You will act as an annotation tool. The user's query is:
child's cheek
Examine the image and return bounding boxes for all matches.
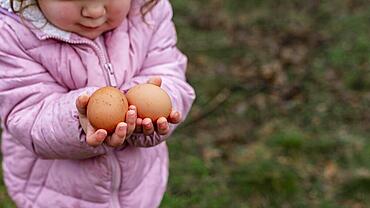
[39,1,80,28]
[108,0,131,24]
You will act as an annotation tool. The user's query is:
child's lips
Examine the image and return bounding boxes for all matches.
[79,21,106,30]
[79,24,102,30]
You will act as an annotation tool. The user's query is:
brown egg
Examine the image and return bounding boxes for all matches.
[126,83,172,121]
[87,87,128,133]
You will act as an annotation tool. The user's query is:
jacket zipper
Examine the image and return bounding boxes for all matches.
[43,35,121,208]
[42,35,117,87]
[104,63,118,87]
[107,150,121,208]
[97,38,120,208]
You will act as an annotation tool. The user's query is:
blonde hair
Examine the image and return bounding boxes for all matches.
[9,0,160,17]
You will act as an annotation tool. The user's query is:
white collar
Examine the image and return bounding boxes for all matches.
[0,0,71,39]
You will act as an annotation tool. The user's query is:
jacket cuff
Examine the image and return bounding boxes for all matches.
[125,132,166,147]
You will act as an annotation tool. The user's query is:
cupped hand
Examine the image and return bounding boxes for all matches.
[133,77,182,136]
[134,110,181,135]
[75,94,137,147]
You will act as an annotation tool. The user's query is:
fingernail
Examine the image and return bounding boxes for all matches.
[119,123,127,131]
[81,93,89,99]
[97,131,106,139]
[159,122,166,129]
[129,105,136,111]
[128,110,135,116]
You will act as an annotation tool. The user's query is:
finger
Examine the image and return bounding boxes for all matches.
[168,111,182,124]
[134,118,143,133]
[142,118,154,135]
[126,108,137,136]
[106,122,127,147]
[156,117,170,135]
[76,94,90,115]
[128,105,136,111]
[79,115,89,134]
[147,76,162,87]
[86,129,107,147]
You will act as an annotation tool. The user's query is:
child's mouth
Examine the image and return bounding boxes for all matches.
[79,23,104,30]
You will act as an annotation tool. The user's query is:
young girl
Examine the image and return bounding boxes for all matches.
[0,0,195,207]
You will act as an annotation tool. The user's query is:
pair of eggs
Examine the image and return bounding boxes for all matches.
[86,84,172,133]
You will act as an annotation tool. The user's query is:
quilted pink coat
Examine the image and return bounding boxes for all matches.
[0,0,195,207]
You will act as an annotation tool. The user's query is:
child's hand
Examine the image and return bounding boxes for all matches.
[76,94,137,147]
[134,110,181,135]
[133,77,182,136]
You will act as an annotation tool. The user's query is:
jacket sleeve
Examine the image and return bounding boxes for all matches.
[120,0,196,147]
[0,21,106,159]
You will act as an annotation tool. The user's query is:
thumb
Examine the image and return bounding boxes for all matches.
[76,93,90,115]
[147,76,162,87]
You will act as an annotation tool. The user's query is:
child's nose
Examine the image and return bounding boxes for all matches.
[81,4,106,19]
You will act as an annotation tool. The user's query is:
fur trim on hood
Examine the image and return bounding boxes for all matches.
[0,0,71,39]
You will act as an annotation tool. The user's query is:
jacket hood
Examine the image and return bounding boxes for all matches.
[0,0,71,40]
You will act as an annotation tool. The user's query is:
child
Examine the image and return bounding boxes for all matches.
[0,0,195,207]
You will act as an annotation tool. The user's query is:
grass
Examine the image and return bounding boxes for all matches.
[163,0,370,207]
[1,0,370,207]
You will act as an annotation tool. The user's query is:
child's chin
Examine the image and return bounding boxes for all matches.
[74,28,105,39]
[79,32,103,40]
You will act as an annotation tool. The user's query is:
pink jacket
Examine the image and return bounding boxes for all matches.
[0,0,195,207]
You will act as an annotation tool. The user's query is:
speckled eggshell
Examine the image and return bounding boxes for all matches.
[87,87,128,133]
[126,83,172,122]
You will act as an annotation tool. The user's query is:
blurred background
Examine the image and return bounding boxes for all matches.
[1,0,370,207]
